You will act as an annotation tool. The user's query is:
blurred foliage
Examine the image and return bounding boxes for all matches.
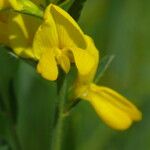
[68,0,87,21]
[0,0,150,150]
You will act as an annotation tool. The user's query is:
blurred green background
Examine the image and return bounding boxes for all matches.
[0,0,150,150]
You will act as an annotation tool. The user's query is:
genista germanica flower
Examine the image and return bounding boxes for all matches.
[0,1,142,130]
[0,3,96,81]
[73,37,142,130]
[0,0,41,57]
[32,4,96,80]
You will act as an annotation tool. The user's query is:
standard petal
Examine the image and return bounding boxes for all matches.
[77,35,99,83]
[88,92,133,130]
[37,51,58,80]
[8,12,41,58]
[85,35,99,65]
[70,48,95,76]
[33,12,58,59]
[45,4,86,49]
[90,85,142,121]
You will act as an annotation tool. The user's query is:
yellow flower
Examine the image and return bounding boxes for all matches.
[1,3,96,81]
[73,42,142,131]
[8,13,41,57]
[32,4,97,80]
[76,83,142,130]
[0,3,97,81]
[0,0,43,55]
[0,7,41,57]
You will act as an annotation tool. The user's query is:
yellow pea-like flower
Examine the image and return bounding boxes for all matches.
[0,13,41,58]
[33,4,97,80]
[73,40,142,130]
[0,0,41,57]
[0,3,97,81]
[10,15,41,58]
[74,72,142,130]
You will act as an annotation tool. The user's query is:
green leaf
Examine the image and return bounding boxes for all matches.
[68,0,87,21]
[94,55,115,84]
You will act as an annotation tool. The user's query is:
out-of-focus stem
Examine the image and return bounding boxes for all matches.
[50,79,67,150]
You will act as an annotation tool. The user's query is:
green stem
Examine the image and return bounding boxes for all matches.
[64,99,80,116]
[51,107,64,150]
[50,79,67,150]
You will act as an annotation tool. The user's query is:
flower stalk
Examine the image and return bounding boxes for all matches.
[51,78,67,150]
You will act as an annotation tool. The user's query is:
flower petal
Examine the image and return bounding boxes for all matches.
[79,84,142,130]
[90,85,142,121]
[85,35,99,64]
[77,35,99,83]
[8,13,41,58]
[45,4,86,49]
[70,48,95,75]
[37,51,58,80]
[33,11,58,59]
[88,91,133,130]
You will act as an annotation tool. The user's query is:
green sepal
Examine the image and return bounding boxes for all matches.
[94,55,115,84]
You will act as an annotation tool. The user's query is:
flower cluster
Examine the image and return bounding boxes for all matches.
[0,0,142,130]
